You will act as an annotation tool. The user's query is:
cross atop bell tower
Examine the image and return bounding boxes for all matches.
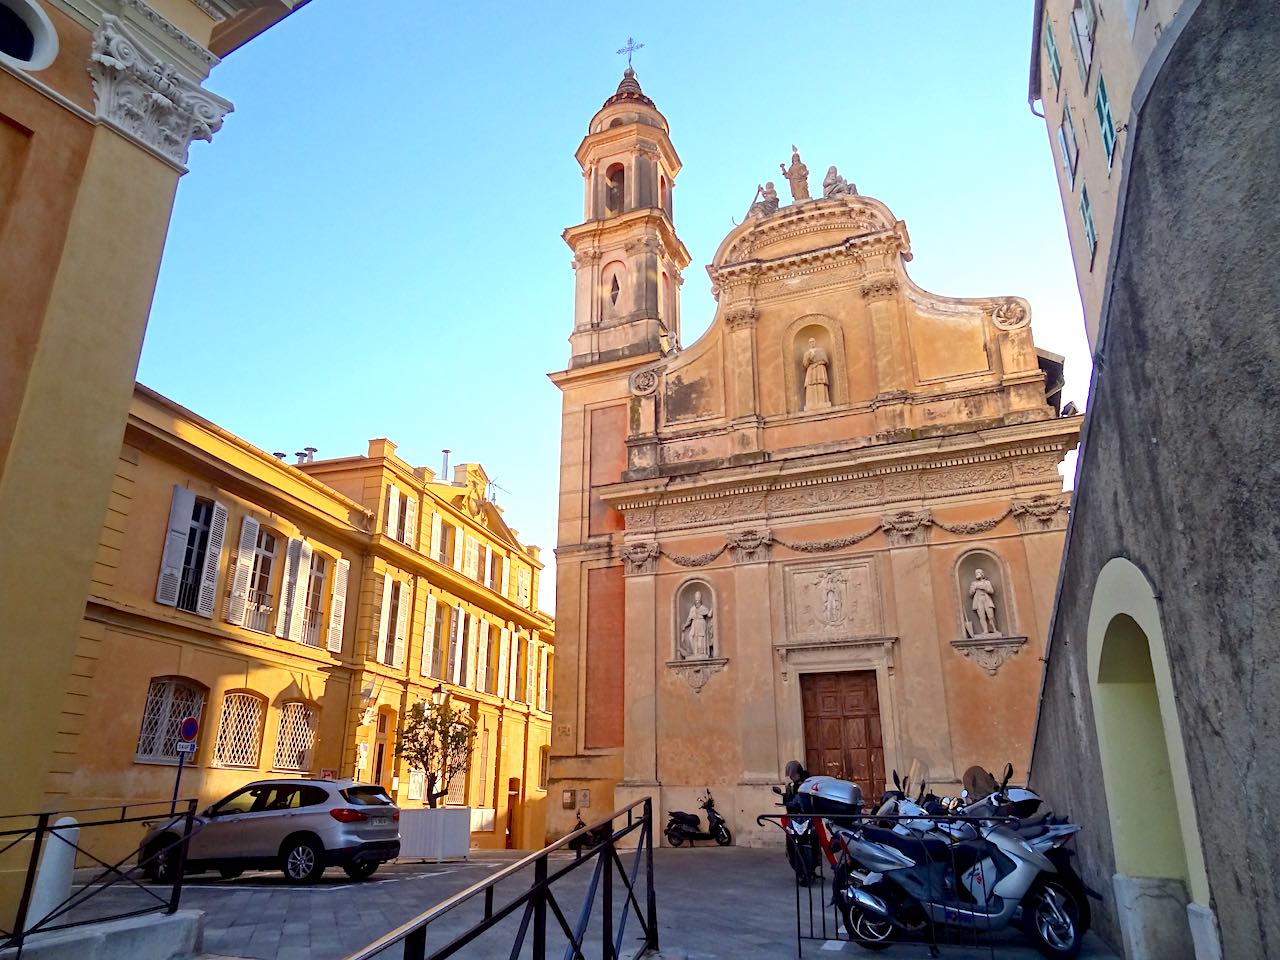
[562,67,690,369]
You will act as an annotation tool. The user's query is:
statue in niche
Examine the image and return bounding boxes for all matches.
[823,165,857,198]
[780,146,810,201]
[968,568,1000,637]
[748,181,780,218]
[802,337,832,410]
[679,589,715,659]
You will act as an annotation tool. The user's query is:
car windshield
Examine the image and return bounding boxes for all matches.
[341,786,393,806]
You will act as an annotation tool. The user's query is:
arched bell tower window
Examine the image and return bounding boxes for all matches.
[660,176,670,216]
[605,163,626,217]
[610,275,621,306]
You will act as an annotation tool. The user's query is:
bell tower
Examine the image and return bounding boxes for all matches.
[563,68,690,368]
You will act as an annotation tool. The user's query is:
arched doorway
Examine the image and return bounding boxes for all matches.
[1087,558,1213,958]
[372,706,397,793]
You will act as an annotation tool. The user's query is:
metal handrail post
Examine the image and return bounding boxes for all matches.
[12,814,49,948]
[602,827,614,960]
[532,852,548,960]
[403,926,426,960]
[643,798,658,954]
[167,801,195,914]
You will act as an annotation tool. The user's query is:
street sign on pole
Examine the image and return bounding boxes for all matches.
[172,716,200,812]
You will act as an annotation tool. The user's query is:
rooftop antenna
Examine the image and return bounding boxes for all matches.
[616,36,644,68]
[441,448,451,477]
[488,480,511,505]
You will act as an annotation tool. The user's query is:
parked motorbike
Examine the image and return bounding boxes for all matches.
[833,765,1089,959]
[567,809,612,852]
[665,790,732,847]
[772,785,820,884]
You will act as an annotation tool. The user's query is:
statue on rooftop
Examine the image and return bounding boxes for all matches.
[748,181,780,218]
[823,165,857,198]
[780,146,811,202]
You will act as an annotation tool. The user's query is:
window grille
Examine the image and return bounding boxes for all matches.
[446,767,467,805]
[135,678,206,762]
[273,701,317,771]
[214,693,265,767]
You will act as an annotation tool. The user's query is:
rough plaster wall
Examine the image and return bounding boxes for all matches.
[1030,2,1280,955]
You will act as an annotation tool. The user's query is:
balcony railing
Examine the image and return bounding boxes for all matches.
[301,607,323,647]
[244,590,274,634]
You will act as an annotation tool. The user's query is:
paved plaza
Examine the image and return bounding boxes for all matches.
[89,846,1124,960]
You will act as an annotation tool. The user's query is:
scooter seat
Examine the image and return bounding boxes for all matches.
[860,825,952,864]
[669,811,700,826]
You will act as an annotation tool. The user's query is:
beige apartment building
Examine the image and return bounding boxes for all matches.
[1030,0,1186,346]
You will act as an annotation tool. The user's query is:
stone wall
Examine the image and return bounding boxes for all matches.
[1029,1,1280,955]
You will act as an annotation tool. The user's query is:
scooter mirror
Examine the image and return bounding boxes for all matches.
[772,786,784,796]
[892,770,901,790]
[1002,762,1014,786]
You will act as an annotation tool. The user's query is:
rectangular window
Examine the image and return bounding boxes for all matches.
[1044,15,1062,91]
[273,701,317,771]
[1056,103,1080,188]
[213,692,264,767]
[1079,183,1099,262]
[176,499,213,613]
[517,567,532,608]
[478,727,490,809]
[1094,73,1117,165]
[538,746,550,791]
[446,765,467,805]
[1069,1,1092,85]
[381,581,403,666]
[538,649,550,712]
[244,528,278,633]
[436,523,454,565]
[396,493,409,542]
[488,552,503,592]
[135,678,206,762]
[301,554,328,647]
[429,601,447,679]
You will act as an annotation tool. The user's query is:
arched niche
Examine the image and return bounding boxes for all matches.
[955,549,1012,638]
[673,578,717,661]
[601,260,628,317]
[782,315,846,414]
[604,163,626,217]
[1086,557,1209,907]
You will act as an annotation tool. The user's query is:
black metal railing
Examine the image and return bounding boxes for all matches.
[0,799,197,953]
[758,810,1060,959]
[344,798,658,960]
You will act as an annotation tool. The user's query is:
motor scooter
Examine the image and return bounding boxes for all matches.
[567,809,612,852]
[773,785,820,884]
[665,790,732,847]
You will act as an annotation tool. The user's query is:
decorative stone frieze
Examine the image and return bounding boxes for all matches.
[620,541,660,575]
[951,635,1027,676]
[724,305,759,330]
[89,15,233,168]
[991,298,1031,331]
[861,278,899,300]
[880,510,932,547]
[629,368,660,396]
[1011,493,1070,532]
[666,657,728,694]
[726,529,772,563]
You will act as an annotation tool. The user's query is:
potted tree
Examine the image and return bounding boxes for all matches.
[396,692,477,860]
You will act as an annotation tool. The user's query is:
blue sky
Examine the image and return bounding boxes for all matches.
[140,2,1090,613]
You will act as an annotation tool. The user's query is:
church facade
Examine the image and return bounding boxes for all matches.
[547,69,1082,843]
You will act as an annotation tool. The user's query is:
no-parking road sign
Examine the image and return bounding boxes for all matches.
[179,716,199,742]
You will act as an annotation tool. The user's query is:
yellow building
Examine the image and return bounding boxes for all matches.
[54,384,554,852]
[0,0,306,827]
[1029,0,1186,346]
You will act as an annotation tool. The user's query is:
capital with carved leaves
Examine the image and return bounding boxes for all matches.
[880,510,933,547]
[727,529,773,563]
[620,542,661,576]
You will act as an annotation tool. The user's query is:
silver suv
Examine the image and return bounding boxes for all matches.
[142,778,400,883]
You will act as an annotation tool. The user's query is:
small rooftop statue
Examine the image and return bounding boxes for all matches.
[822,165,857,198]
[747,181,780,218]
[780,145,810,202]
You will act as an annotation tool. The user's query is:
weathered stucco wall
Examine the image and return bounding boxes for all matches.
[1030,2,1280,955]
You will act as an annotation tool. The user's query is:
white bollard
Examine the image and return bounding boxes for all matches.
[26,816,79,938]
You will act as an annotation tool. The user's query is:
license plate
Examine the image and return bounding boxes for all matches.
[369,817,389,827]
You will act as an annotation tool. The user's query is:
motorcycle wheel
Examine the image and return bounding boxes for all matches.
[665,828,685,848]
[713,823,732,846]
[840,905,896,951]
[1024,877,1085,959]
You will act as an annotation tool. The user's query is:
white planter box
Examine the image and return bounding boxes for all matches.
[399,807,471,861]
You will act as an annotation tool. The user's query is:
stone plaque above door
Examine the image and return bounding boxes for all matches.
[784,556,883,643]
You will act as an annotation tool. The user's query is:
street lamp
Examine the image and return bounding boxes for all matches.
[430,687,448,708]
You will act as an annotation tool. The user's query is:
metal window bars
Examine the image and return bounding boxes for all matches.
[342,798,658,960]
[0,799,198,954]
[213,693,264,767]
[273,701,317,771]
[134,679,205,762]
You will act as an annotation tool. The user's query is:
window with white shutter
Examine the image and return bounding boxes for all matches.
[392,580,410,668]
[213,692,265,767]
[135,677,206,763]
[375,573,394,664]
[430,513,443,559]
[224,516,260,627]
[525,638,537,705]
[452,527,464,570]
[273,701,317,771]
[158,487,227,617]
[243,527,278,634]
[407,767,426,801]
[465,616,479,688]
[326,557,350,653]
[301,553,328,647]
[497,627,510,699]
[449,607,466,685]
[404,494,419,548]
[275,538,307,639]
[156,486,195,607]
[476,621,490,693]
[538,648,550,712]
[385,485,401,537]
[482,545,492,587]
[421,594,439,677]
[195,502,228,617]
[517,567,532,608]
[501,556,510,597]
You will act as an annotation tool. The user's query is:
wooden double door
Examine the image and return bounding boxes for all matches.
[801,670,886,802]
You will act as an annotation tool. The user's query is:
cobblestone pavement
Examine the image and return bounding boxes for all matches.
[91,846,1119,959]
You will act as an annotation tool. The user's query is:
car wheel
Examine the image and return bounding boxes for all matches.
[218,867,244,880]
[281,838,325,884]
[143,835,178,883]
[343,861,378,881]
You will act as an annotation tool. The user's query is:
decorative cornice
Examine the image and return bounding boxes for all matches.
[709,229,904,289]
[89,15,233,168]
[117,0,219,77]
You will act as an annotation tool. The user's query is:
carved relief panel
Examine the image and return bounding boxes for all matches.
[784,556,883,643]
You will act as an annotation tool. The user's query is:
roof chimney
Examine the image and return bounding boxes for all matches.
[304,446,317,462]
[441,448,451,477]
[272,452,287,460]
[294,451,308,464]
